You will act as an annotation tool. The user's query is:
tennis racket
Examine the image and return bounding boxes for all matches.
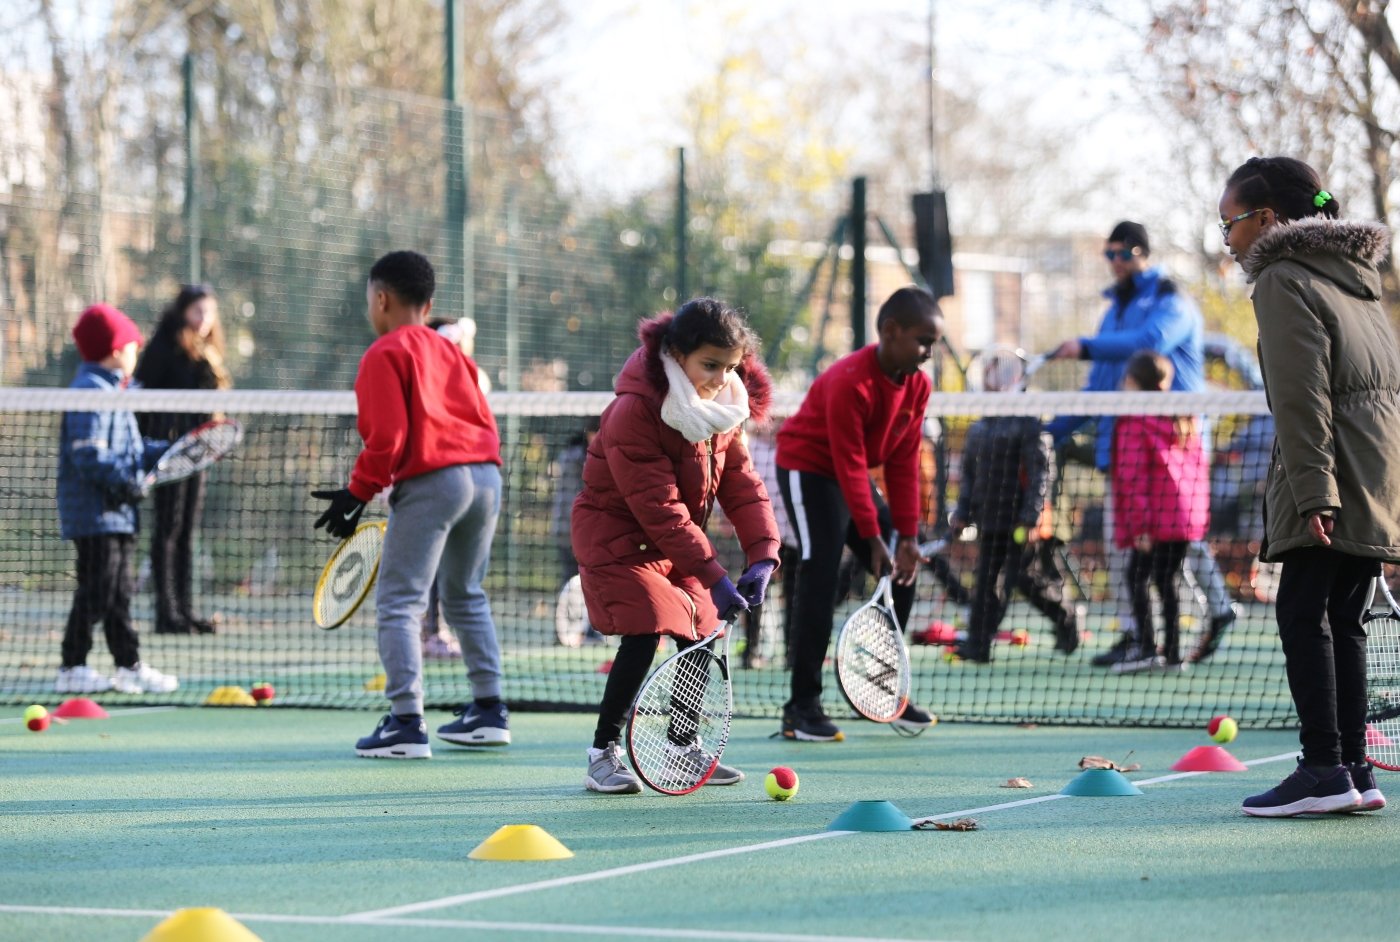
[313,521,387,629]
[141,417,243,493]
[626,617,736,795]
[1364,573,1400,771]
[555,574,589,647]
[835,573,912,724]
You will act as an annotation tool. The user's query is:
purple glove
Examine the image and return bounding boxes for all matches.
[735,560,778,609]
[709,576,750,621]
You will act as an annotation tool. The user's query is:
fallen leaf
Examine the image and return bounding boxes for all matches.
[1078,754,1141,772]
[1001,777,1033,788]
[932,817,979,831]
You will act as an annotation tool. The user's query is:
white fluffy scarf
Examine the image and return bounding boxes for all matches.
[659,351,750,442]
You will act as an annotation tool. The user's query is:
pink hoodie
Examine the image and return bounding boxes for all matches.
[1111,415,1209,548]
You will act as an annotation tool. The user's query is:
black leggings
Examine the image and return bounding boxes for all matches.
[592,634,698,750]
[965,529,1075,659]
[63,534,140,669]
[1274,547,1377,767]
[149,473,206,629]
[776,467,913,707]
[1127,541,1187,661]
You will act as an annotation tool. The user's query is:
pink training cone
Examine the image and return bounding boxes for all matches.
[1366,724,1394,747]
[53,698,109,719]
[1171,745,1248,772]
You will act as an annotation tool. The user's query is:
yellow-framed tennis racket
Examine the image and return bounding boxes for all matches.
[313,521,386,629]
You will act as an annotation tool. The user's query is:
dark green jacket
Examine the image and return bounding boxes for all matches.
[1242,218,1400,562]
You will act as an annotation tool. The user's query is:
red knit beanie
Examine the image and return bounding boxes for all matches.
[72,303,143,363]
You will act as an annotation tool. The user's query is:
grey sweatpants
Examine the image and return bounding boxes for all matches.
[377,463,504,716]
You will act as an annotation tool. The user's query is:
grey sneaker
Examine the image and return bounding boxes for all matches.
[586,741,642,794]
[664,740,745,786]
[1110,650,1164,674]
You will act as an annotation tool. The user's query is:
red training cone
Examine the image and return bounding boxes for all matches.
[1366,724,1394,747]
[53,698,109,719]
[1171,745,1248,772]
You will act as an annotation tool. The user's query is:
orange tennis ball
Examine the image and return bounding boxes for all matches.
[1207,715,1237,744]
[765,766,799,800]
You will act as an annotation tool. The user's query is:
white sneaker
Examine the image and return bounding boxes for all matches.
[55,665,113,694]
[112,663,179,694]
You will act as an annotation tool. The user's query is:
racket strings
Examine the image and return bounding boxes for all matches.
[1366,613,1400,769]
[155,422,242,481]
[313,524,384,628]
[837,605,909,720]
[629,647,730,792]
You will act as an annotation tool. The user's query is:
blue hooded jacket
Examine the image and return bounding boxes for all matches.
[57,363,166,540]
[1046,265,1204,469]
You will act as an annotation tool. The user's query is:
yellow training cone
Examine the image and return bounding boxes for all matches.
[363,673,386,692]
[204,686,257,707]
[140,907,264,942]
[469,824,573,861]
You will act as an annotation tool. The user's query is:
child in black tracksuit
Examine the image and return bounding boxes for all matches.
[950,369,1078,662]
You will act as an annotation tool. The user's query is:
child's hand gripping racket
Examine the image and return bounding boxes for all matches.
[141,417,243,494]
[1364,573,1400,771]
[313,522,387,629]
[626,612,739,795]
[835,545,913,727]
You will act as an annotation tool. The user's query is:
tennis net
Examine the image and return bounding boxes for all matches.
[0,386,1302,728]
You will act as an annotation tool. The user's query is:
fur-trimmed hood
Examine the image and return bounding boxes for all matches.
[614,312,773,423]
[1241,217,1391,299]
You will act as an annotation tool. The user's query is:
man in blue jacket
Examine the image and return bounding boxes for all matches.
[57,304,179,696]
[1047,222,1236,667]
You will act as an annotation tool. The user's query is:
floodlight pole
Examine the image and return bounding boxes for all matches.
[183,52,200,285]
[444,0,473,321]
[850,177,867,351]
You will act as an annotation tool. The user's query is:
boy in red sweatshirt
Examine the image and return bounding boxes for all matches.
[312,251,508,758]
[775,286,942,740]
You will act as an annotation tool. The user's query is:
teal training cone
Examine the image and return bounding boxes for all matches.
[1061,768,1143,797]
[828,800,913,832]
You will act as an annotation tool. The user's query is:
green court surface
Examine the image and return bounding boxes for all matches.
[2,708,1397,942]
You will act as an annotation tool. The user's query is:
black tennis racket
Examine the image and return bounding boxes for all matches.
[1364,573,1400,772]
[835,573,911,724]
[626,617,735,795]
[141,417,243,494]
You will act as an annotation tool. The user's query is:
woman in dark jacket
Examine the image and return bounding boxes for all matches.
[1221,156,1400,816]
[133,285,231,634]
[574,298,780,794]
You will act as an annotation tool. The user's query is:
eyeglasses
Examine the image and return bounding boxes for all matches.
[1219,208,1265,238]
[1103,247,1141,262]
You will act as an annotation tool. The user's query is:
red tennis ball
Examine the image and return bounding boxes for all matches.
[27,715,50,732]
[765,766,799,800]
[250,683,275,704]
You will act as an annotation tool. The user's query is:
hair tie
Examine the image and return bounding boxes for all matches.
[1314,190,1332,208]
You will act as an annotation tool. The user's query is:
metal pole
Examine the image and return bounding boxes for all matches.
[183,52,200,285]
[927,0,938,187]
[675,146,687,303]
[444,0,470,321]
[850,177,867,350]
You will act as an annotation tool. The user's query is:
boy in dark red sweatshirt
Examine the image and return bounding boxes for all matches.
[775,286,942,740]
[312,251,509,758]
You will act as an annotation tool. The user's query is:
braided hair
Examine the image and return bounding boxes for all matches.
[1224,156,1340,222]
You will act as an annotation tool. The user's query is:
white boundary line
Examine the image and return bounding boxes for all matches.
[0,706,176,725]
[345,750,1301,922]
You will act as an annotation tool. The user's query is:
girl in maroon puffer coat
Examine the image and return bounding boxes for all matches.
[574,298,781,794]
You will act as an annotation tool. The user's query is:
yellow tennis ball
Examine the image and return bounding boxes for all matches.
[1208,715,1237,744]
[23,704,47,723]
[765,766,799,800]
[1013,526,1027,545]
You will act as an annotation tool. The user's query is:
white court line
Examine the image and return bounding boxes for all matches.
[0,706,176,725]
[346,749,1301,921]
[0,905,936,942]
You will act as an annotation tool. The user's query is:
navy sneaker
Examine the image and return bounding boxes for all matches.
[356,713,431,759]
[1242,760,1361,817]
[891,701,937,734]
[1344,762,1387,812]
[436,701,511,747]
[780,701,844,742]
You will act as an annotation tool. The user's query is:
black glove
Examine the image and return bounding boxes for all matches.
[312,488,367,539]
[105,479,146,510]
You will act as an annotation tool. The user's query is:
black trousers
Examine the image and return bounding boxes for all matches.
[965,529,1076,660]
[592,633,699,749]
[776,467,913,707]
[63,534,141,669]
[1127,541,1188,661]
[150,473,206,629]
[1275,546,1377,767]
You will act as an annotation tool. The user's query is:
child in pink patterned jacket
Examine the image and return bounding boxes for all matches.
[1111,350,1209,674]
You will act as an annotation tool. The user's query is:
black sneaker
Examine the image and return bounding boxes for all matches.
[1053,617,1080,656]
[1242,760,1361,817]
[436,701,511,747]
[781,701,844,742]
[1345,762,1387,811]
[891,701,937,734]
[1190,606,1237,663]
[356,713,431,759]
[1091,633,1138,667]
